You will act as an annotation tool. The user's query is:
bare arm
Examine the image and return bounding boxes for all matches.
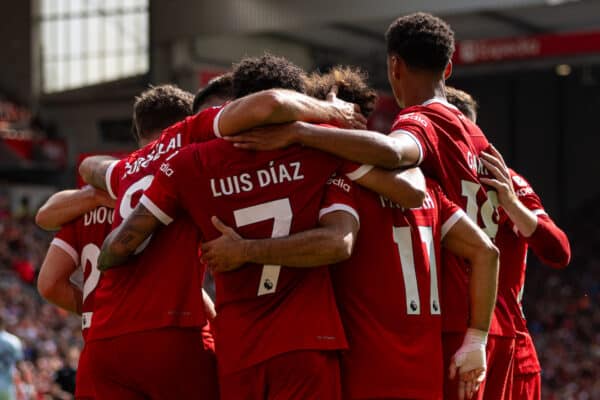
[443,216,499,333]
[217,90,366,137]
[479,147,537,236]
[79,155,118,191]
[226,121,421,169]
[35,186,115,231]
[98,204,161,271]
[201,211,359,273]
[443,215,499,399]
[37,246,82,315]
[354,167,426,209]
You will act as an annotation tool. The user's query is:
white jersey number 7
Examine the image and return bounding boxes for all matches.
[233,198,293,296]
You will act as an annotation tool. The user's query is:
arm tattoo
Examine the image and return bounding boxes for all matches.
[98,204,161,270]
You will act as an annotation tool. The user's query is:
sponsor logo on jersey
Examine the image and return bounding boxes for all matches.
[398,112,429,128]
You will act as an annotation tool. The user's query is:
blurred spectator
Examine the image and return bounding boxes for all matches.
[0,312,23,400]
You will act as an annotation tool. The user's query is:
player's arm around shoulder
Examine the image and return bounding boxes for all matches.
[217,89,366,137]
[38,241,82,315]
[36,186,115,231]
[352,166,426,209]
[479,146,570,267]
[79,155,118,192]
[202,211,359,273]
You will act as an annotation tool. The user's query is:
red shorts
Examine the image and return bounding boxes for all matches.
[443,333,515,400]
[512,373,541,400]
[87,326,218,400]
[220,350,341,400]
[75,343,95,399]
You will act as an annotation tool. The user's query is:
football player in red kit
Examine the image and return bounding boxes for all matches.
[96,56,429,400]
[76,64,374,398]
[210,68,498,400]
[446,87,571,400]
[227,13,501,399]
[35,85,201,399]
[37,196,114,400]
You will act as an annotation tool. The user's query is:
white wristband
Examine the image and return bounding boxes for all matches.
[463,328,488,346]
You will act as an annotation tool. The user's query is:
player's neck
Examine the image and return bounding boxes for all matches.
[138,131,162,147]
[401,75,446,108]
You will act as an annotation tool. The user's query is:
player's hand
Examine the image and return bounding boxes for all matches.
[225,122,298,151]
[326,88,367,129]
[449,328,487,400]
[479,145,517,208]
[201,216,247,273]
[91,186,116,208]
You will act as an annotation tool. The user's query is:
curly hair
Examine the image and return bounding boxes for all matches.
[132,84,193,142]
[306,66,378,118]
[445,86,478,122]
[385,12,455,72]
[193,73,234,113]
[232,54,306,99]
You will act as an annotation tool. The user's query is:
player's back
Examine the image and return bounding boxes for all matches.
[330,177,461,399]
[151,139,348,375]
[88,114,217,342]
[51,206,114,339]
[393,99,508,335]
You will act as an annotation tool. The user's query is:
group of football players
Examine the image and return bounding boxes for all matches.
[34,12,571,400]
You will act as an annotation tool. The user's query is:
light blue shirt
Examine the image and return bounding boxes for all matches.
[0,330,23,400]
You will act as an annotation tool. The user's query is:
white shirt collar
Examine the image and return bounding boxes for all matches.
[422,97,460,111]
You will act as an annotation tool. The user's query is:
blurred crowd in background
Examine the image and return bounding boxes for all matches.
[0,189,598,399]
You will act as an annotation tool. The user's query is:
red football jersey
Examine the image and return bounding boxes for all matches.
[141,140,362,375]
[391,98,511,336]
[326,176,464,399]
[87,106,221,342]
[51,206,114,340]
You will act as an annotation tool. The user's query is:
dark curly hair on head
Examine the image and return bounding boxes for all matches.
[193,73,234,113]
[232,53,306,99]
[445,86,478,122]
[385,12,455,73]
[133,84,193,142]
[306,66,378,118]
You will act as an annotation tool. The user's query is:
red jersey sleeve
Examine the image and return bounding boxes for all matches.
[140,149,191,225]
[509,170,571,268]
[185,105,226,142]
[51,221,79,264]
[390,111,433,165]
[429,180,465,239]
[319,174,360,225]
[105,159,125,200]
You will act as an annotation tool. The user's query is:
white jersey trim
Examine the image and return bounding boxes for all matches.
[422,97,460,112]
[51,238,79,265]
[81,312,93,330]
[105,160,119,200]
[346,164,374,181]
[390,129,423,165]
[441,209,467,239]
[213,106,226,138]
[532,209,547,216]
[140,195,174,225]
[319,203,360,227]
